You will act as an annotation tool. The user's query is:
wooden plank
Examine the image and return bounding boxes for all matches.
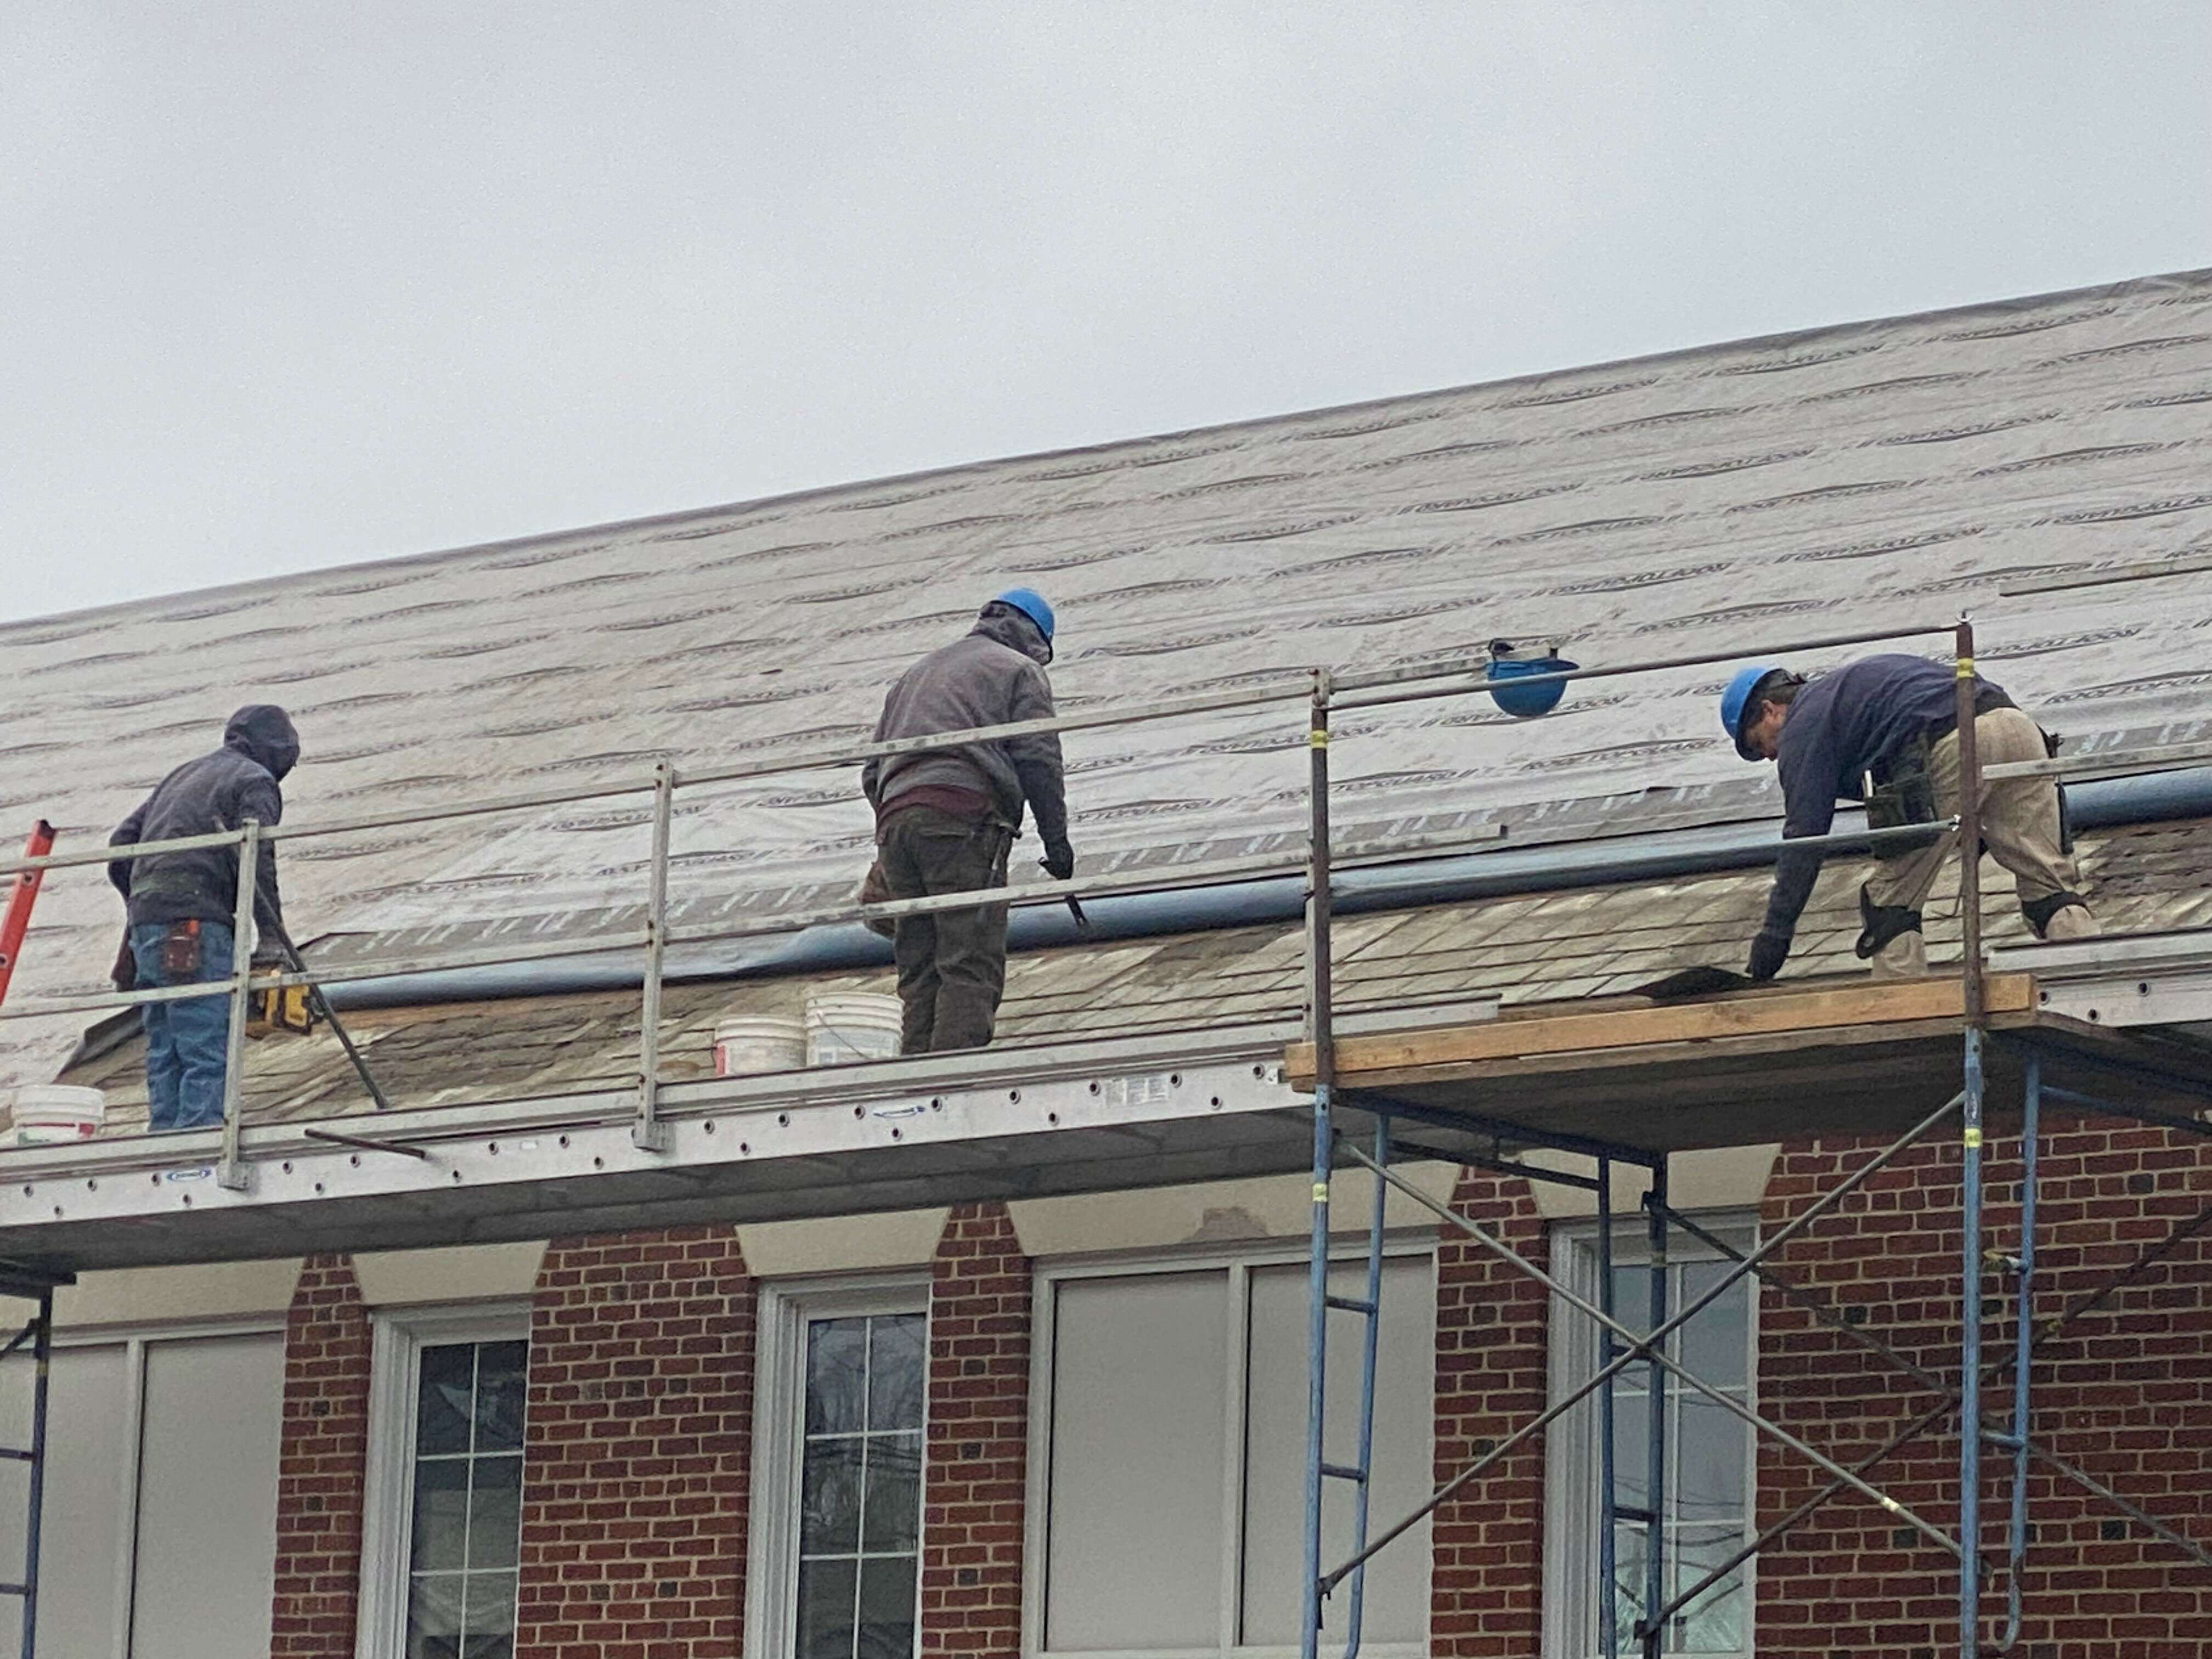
[1286,974,2034,1088]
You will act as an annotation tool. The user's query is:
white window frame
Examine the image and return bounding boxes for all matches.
[356,1301,533,1659]
[1541,1213,1760,1659]
[1022,1239,1435,1659]
[12,1317,286,1659]
[745,1272,932,1659]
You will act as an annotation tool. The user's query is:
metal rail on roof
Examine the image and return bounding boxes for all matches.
[12,606,2212,1659]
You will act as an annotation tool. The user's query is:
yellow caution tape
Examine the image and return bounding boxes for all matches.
[1313,1182,1330,1203]
[1963,1127,1983,1148]
[1310,730,1329,748]
[1956,656,1975,677]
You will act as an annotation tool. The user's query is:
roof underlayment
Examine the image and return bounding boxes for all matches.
[7,266,2212,1093]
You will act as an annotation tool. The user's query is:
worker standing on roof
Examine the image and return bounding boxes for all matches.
[107,705,301,1131]
[862,591,1073,1054]
[1723,655,2097,982]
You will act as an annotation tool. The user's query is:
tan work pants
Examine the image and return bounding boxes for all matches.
[1865,707,2098,978]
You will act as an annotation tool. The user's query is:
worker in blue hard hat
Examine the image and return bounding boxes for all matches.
[861,590,1073,1052]
[1722,654,2096,981]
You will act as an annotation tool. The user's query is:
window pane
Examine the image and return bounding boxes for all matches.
[1678,1262,1748,1387]
[867,1314,927,1432]
[1241,1258,1435,1647]
[807,1319,870,1436]
[856,1554,917,1659]
[1611,1523,1648,1657]
[410,1459,471,1571]
[1609,1387,1650,1511]
[467,1455,525,1570]
[802,1439,865,1555]
[473,1341,529,1454]
[797,1557,859,1659]
[416,1345,476,1456]
[1677,1401,1747,1524]
[405,1575,466,1659]
[463,1570,517,1637]
[1045,1272,1227,1651]
[861,1432,923,1554]
[1670,1526,1749,1654]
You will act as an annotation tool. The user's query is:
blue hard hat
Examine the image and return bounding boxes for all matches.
[990,587,1055,643]
[1720,664,1783,760]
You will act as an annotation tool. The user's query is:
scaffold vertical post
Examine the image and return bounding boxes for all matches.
[1640,1158,1671,1659]
[1338,1109,1390,1659]
[1999,1052,2042,1652]
[1597,1155,1620,1656]
[216,819,259,1192]
[18,1286,52,1658]
[1302,669,1336,1659]
[1955,614,1987,1658]
[633,758,675,1152]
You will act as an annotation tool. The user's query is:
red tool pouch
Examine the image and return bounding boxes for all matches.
[159,919,202,978]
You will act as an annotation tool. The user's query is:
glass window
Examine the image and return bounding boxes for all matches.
[1038,1253,1434,1657]
[793,1312,926,1659]
[404,1339,528,1659]
[1545,1224,1758,1659]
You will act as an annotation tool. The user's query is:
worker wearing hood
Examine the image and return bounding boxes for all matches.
[108,704,301,1131]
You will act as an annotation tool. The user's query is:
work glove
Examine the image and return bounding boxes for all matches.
[1745,927,1791,983]
[1041,839,1076,883]
[250,948,287,974]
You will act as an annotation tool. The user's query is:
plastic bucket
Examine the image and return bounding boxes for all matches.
[11,1085,106,1144]
[713,1016,807,1077]
[805,991,902,1066]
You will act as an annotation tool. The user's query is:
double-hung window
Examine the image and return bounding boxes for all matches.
[1028,1246,1435,1659]
[359,1306,532,1659]
[749,1279,929,1659]
[1543,1217,1759,1658]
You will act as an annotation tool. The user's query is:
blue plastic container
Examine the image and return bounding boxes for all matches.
[1485,654,1578,718]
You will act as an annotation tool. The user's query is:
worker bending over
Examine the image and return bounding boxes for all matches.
[862,590,1073,1054]
[1723,654,2096,981]
[108,705,301,1131]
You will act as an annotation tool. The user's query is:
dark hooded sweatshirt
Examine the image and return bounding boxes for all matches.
[861,610,1069,850]
[109,704,299,939]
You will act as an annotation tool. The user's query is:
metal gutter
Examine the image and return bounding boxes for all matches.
[321,766,2212,1012]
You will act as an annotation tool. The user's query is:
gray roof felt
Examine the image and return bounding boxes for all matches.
[7,266,2212,1092]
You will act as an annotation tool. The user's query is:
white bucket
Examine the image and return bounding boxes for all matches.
[804,991,902,1066]
[713,1016,807,1077]
[11,1085,106,1145]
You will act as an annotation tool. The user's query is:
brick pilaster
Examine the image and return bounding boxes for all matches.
[514,1226,755,1658]
[1431,1170,1549,1658]
[922,1201,1031,1659]
[270,1252,374,1657]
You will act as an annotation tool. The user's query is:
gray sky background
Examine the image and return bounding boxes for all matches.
[7,2,2210,624]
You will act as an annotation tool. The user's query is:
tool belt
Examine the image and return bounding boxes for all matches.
[1864,733,1939,859]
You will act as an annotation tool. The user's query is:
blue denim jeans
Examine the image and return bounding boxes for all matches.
[129,920,236,1132]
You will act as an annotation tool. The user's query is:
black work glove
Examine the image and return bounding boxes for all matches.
[1746,927,1791,983]
[1042,839,1076,883]
[250,949,286,973]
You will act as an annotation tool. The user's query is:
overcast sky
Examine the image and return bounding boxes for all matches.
[7,3,2210,623]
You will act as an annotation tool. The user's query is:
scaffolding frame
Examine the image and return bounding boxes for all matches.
[2,617,2209,1655]
[1296,619,2212,1659]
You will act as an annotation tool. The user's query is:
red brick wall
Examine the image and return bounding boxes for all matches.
[1431,1169,1551,1658]
[922,1201,1031,1659]
[1754,1119,2212,1657]
[270,1252,374,1657]
[513,1226,756,1659]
